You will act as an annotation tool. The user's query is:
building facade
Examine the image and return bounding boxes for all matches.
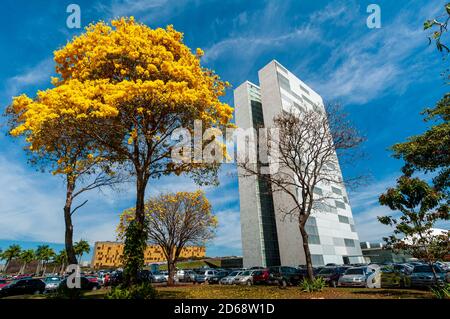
[360,242,413,264]
[234,60,364,268]
[91,242,206,269]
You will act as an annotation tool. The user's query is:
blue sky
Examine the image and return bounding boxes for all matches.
[0,0,449,262]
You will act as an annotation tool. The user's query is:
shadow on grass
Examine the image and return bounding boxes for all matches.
[351,289,430,299]
[157,290,188,299]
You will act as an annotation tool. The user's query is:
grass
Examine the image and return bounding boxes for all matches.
[2,285,434,300]
[155,284,434,299]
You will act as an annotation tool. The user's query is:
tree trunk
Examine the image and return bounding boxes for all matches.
[64,180,78,265]
[4,259,11,273]
[428,261,439,286]
[42,262,47,276]
[35,261,41,276]
[167,253,176,286]
[124,173,148,285]
[299,223,314,281]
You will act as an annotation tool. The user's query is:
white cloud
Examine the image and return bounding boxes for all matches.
[308,0,446,104]
[5,58,53,98]
[211,209,242,251]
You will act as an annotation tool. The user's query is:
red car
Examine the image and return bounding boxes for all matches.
[86,276,98,283]
[252,269,270,284]
[0,278,9,289]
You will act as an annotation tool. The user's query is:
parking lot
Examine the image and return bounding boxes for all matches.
[0,261,448,299]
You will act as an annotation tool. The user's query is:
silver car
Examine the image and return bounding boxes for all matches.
[220,271,242,285]
[236,270,256,286]
[176,270,196,282]
[410,265,447,287]
[44,276,62,292]
[150,271,167,283]
[338,267,371,287]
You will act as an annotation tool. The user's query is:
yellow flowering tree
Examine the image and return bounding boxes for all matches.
[6,91,119,265]
[118,190,217,285]
[8,17,232,283]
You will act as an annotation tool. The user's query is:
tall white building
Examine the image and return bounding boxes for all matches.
[234,60,364,268]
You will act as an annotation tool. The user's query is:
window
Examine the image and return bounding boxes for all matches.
[277,72,291,92]
[350,224,356,232]
[343,196,349,204]
[333,237,345,246]
[344,239,355,247]
[308,235,321,245]
[338,215,350,224]
[299,84,310,95]
[311,255,324,266]
[305,225,319,235]
[293,101,305,113]
[315,202,330,213]
[302,94,315,108]
[331,186,342,195]
[306,216,317,226]
[335,200,346,209]
[313,187,323,196]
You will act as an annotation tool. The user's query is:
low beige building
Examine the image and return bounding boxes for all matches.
[91,241,206,269]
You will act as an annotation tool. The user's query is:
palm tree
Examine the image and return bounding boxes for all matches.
[74,240,90,264]
[2,245,21,273]
[53,250,68,275]
[18,249,35,274]
[35,245,55,276]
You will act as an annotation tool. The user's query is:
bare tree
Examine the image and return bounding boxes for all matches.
[238,104,365,280]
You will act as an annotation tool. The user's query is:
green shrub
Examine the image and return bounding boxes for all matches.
[105,282,157,299]
[430,283,450,299]
[299,277,326,293]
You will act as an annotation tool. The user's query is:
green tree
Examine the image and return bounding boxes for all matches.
[395,2,450,195]
[53,250,68,275]
[392,94,450,194]
[378,176,449,282]
[74,240,91,264]
[424,3,450,52]
[2,245,21,273]
[35,245,56,276]
[18,249,35,275]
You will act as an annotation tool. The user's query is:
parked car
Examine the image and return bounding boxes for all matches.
[235,270,256,285]
[176,270,197,282]
[86,276,99,284]
[0,278,9,289]
[207,271,229,284]
[109,271,124,287]
[316,266,350,287]
[252,269,270,285]
[267,266,303,286]
[149,271,167,283]
[193,269,220,284]
[58,276,100,291]
[410,265,447,287]
[0,278,45,298]
[220,271,242,285]
[44,276,62,292]
[338,267,372,287]
[380,266,411,288]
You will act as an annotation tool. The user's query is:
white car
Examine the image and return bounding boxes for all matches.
[220,271,242,285]
[44,276,62,292]
[234,270,255,285]
[338,267,371,287]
